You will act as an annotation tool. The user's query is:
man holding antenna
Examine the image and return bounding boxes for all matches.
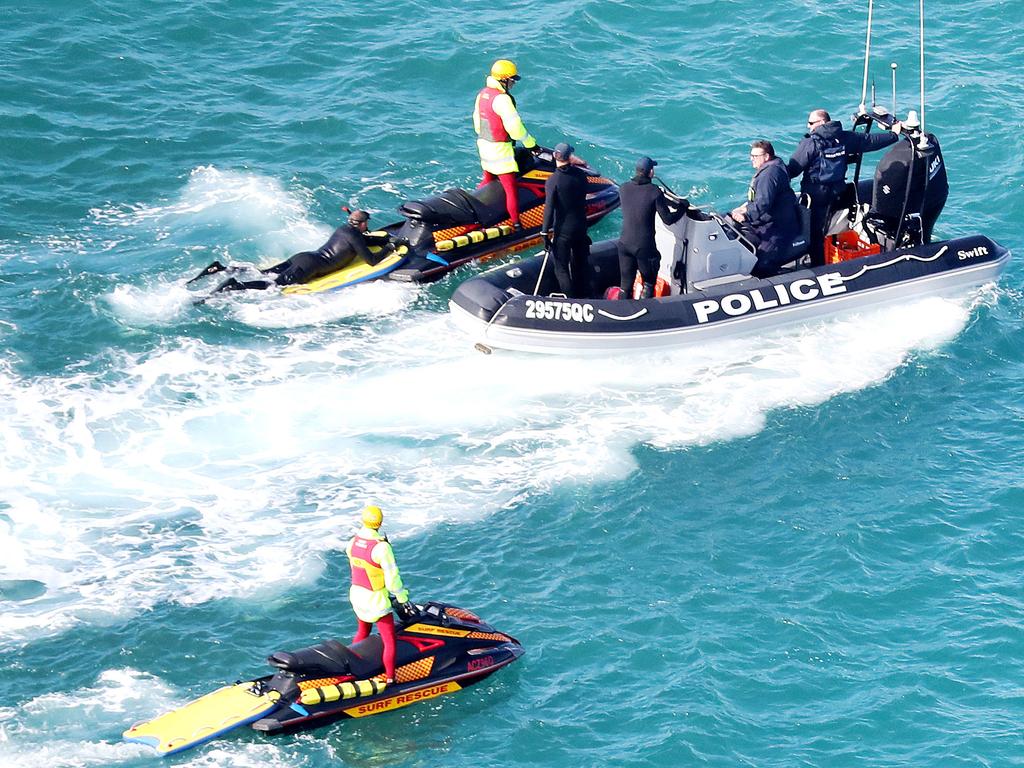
[786,109,902,266]
[616,156,688,299]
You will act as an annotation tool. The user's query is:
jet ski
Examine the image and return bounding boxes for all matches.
[385,146,618,284]
[450,116,1010,354]
[188,146,619,297]
[123,601,522,756]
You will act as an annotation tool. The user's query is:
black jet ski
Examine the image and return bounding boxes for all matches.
[188,147,619,297]
[385,146,619,284]
[123,601,522,756]
[450,117,1010,354]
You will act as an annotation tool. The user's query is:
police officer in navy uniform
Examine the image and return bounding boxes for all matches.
[787,109,902,266]
[617,156,688,298]
[541,142,591,298]
[730,140,799,279]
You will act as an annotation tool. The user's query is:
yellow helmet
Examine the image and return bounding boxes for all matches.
[490,59,520,81]
[361,505,383,529]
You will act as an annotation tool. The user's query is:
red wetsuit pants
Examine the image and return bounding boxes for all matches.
[480,170,520,226]
[353,612,397,681]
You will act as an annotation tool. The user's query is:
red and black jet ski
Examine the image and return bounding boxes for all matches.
[123,601,522,755]
[187,146,619,297]
[253,601,522,734]
[385,145,620,283]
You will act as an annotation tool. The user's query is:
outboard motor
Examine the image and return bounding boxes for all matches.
[866,132,948,248]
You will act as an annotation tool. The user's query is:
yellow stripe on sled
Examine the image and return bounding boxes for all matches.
[282,248,405,295]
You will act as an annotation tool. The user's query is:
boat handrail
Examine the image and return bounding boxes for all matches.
[712,211,758,254]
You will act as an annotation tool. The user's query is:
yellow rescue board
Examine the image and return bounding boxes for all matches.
[123,681,280,756]
[281,246,406,296]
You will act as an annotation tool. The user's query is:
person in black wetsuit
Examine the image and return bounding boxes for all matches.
[214,210,389,292]
[729,140,799,279]
[541,142,591,298]
[617,156,688,298]
[787,109,902,266]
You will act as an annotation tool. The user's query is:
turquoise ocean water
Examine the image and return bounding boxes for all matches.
[2,1,1023,765]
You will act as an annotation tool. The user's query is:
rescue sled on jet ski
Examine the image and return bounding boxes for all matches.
[451,116,1010,354]
[188,147,619,297]
[123,601,522,756]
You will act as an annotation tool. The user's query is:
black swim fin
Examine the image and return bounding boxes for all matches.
[186,260,227,284]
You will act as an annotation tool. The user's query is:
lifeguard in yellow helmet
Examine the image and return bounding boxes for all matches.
[345,505,413,684]
[473,59,538,228]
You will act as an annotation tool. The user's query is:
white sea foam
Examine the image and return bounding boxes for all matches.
[0,669,292,767]
[104,273,419,328]
[91,165,331,285]
[91,166,322,240]
[105,281,198,325]
[0,285,981,649]
[228,279,420,328]
[99,165,421,329]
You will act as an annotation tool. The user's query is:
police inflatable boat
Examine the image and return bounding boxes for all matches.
[189,147,619,296]
[450,121,1010,354]
[123,601,522,756]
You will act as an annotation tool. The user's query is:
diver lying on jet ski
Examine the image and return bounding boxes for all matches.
[185,148,619,296]
[205,209,398,293]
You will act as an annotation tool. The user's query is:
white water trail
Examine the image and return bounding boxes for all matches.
[99,165,421,327]
[1,163,991,649]
[0,669,291,767]
[0,287,981,649]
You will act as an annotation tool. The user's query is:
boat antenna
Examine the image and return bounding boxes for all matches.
[890,62,898,115]
[859,0,875,115]
[918,0,928,148]
[653,175,676,195]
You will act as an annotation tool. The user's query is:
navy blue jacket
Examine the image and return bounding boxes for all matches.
[787,120,898,194]
[746,157,798,238]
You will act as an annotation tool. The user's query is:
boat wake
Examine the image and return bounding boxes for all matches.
[0,668,289,767]
[0,260,987,649]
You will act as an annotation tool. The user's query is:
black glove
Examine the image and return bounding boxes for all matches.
[530,145,542,156]
[396,601,417,620]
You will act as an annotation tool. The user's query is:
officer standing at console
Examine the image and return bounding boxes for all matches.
[617,156,688,298]
[787,109,902,266]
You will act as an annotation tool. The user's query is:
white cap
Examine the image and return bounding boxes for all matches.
[904,110,921,129]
